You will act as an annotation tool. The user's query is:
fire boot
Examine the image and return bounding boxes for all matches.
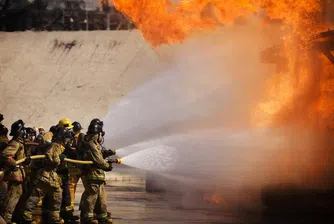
[80,217,99,224]
[98,213,113,224]
[41,212,49,224]
[61,210,79,223]
[48,218,64,224]
[99,217,113,224]
[21,221,38,224]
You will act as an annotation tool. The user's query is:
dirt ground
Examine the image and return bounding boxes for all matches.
[73,181,239,224]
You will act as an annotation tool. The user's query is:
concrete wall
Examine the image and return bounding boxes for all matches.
[0,30,160,129]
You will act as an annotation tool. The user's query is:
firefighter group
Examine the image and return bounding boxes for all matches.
[0,113,117,224]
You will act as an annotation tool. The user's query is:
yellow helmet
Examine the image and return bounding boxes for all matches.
[57,118,74,129]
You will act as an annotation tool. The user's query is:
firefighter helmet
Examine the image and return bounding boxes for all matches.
[49,125,57,134]
[26,127,37,137]
[57,118,74,129]
[72,121,82,133]
[9,119,26,137]
[90,118,103,126]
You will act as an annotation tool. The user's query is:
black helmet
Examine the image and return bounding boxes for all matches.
[10,120,26,137]
[90,118,103,127]
[0,124,8,135]
[72,121,82,132]
[0,113,3,122]
[49,125,57,134]
[87,123,104,135]
[26,127,37,137]
[54,127,74,141]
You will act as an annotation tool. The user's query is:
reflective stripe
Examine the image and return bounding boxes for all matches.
[81,212,94,218]
[23,210,33,220]
[87,175,105,181]
[49,210,60,218]
[66,205,73,211]
[96,213,108,219]
[70,201,75,210]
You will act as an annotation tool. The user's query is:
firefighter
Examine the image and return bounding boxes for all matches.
[0,113,9,211]
[0,120,28,223]
[78,118,115,213]
[88,119,116,158]
[0,114,8,151]
[11,127,40,224]
[48,118,78,223]
[68,122,85,214]
[80,121,113,224]
[24,127,37,188]
[0,114,9,151]
[43,125,57,144]
[0,113,8,150]
[28,137,52,224]
[25,128,37,154]
[35,127,45,144]
[22,126,74,224]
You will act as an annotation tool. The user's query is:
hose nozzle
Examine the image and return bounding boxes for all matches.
[115,158,122,164]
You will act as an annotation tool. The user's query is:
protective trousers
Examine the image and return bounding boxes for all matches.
[69,174,81,210]
[79,175,88,211]
[22,180,62,223]
[1,182,23,223]
[60,174,72,217]
[80,182,108,220]
[43,174,71,221]
[0,180,7,210]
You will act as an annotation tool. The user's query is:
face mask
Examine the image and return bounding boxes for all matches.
[21,129,28,139]
[98,133,104,144]
[64,138,72,148]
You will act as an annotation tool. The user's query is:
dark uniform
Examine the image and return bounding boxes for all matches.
[29,142,51,224]
[0,130,8,150]
[68,125,85,211]
[80,121,113,224]
[0,121,9,208]
[22,127,73,224]
[0,120,26,223]
[24,128,38,189]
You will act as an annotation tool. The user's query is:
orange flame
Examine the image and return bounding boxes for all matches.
[112,0,333,129]
[203,193,225,204]
[112,0,333,186]
[113,0,324,45]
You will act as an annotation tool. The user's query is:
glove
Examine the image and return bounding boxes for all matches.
[59,154,66,161]
[110,149,116,156]
[106,162,113,171]
[102,149,116,158]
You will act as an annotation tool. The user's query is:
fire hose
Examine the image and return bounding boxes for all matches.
[0,156,122,176]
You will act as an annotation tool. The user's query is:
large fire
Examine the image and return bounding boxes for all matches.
[111,0,333,187]
[112,0,333,128]
[203,192,225,204]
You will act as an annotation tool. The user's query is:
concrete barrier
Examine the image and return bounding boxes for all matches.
[0,30,160,129]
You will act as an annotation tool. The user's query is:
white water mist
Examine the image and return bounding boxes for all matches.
[102,18,328,209]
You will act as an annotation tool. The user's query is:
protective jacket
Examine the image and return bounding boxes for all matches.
[83,134,112,182]
[43,131,53,144]
[36,142,65,188]
[0,137,25,182]
[67,132,85,176]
